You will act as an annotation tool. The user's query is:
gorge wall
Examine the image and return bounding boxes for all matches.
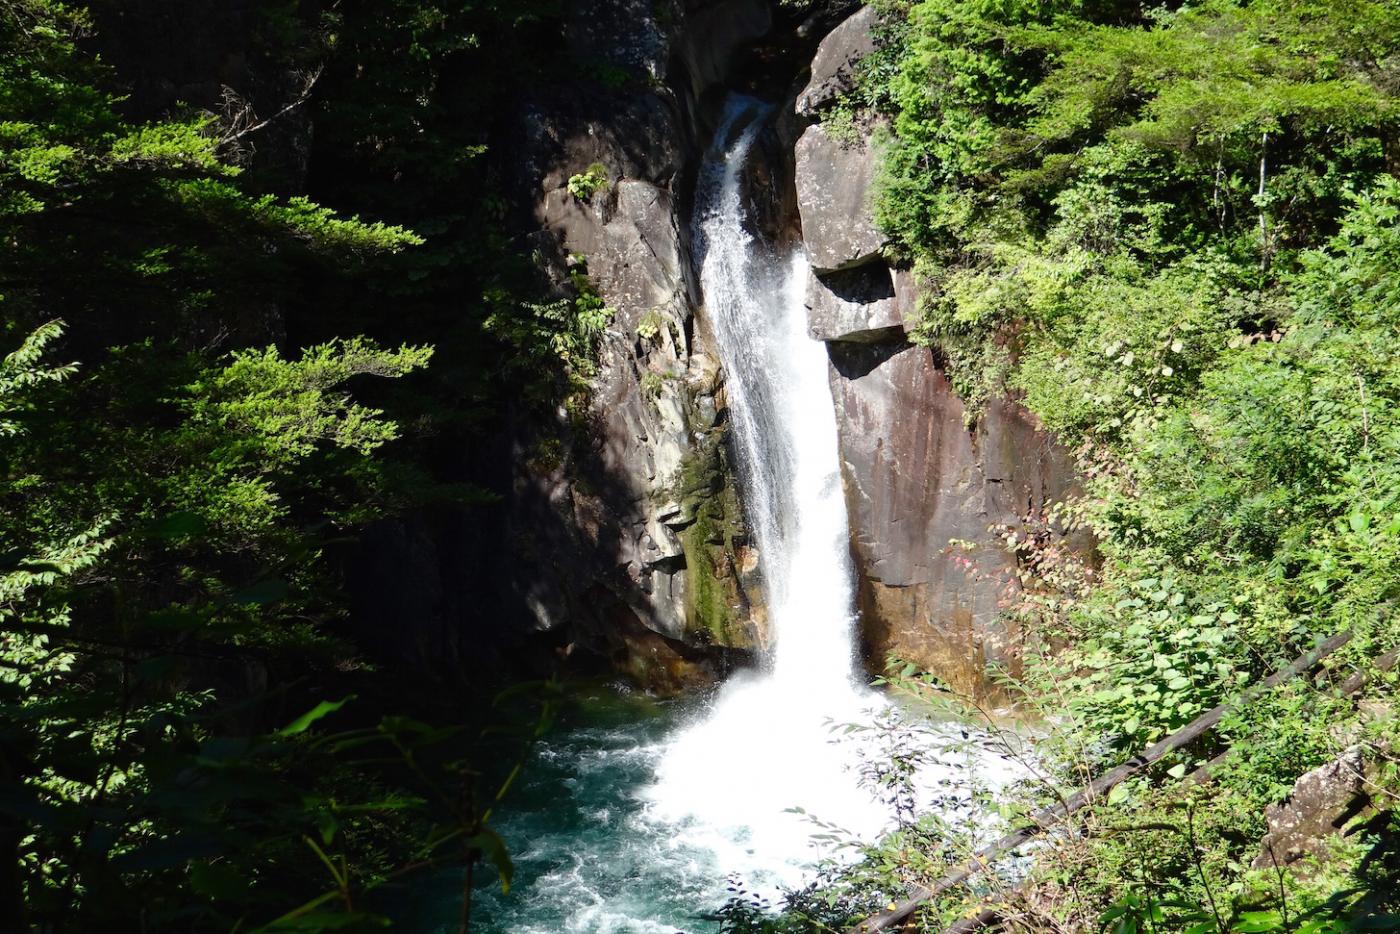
[480,0,782,689]
[478,0,1089,696]
[791,7,1087,698]
[87,0,1090,697]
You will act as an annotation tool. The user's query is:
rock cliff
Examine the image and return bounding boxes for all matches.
[491,0,778,687]
[93,0,1091,697]
[793,5,1089,697]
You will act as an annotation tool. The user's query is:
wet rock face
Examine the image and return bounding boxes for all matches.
[497,0,771,686]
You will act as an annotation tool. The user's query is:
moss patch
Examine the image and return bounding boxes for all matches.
[665,428,755,648]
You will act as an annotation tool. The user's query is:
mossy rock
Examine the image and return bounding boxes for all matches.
[667,431,754,648]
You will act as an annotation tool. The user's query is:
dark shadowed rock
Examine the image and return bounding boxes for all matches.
[487,0,775,688]
[676,0,774,104]
[826,341,1082,697]
[795,122,884,271]
[566,0,670,81]
[795,5,877,117]
[805,262,904,342]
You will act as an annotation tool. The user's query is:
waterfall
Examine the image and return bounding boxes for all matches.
[694,98,861,689]
[450,96,1024,934]
[644,96,890,888]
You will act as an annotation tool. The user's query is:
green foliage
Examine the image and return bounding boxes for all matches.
[0,322,445,925]
[0,320,75,435]
[636,307,668,343]
[567,162,611,201]
[186,338,433,460]
[0,0,583,928]
[867,0,1400,738]
[767,0,1400,927]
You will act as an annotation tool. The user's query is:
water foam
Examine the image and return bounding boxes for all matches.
[644,96,903,894]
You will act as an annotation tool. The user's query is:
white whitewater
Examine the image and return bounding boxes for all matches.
[644,97,893,889]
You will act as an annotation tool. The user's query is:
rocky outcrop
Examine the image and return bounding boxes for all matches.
[794,121,885,272]
[796,4,878,117]
[805,263,907,342]
[825,341,1080,696]
[791,5,1089,697]
[496,0,773,685]
[1253,746,1388,874]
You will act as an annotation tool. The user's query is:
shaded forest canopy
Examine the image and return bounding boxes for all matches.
[1,0,609,929]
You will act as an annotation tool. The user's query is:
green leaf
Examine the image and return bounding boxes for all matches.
[465,827,514,894]
[1235,910,1284,932]
[278,696,355,737]
[232,578,290,606]
[189,861,250,901]
[144,511,209,540]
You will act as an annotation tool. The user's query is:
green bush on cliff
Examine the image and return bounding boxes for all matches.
[567,161,611,201]
[741,0,1400,928]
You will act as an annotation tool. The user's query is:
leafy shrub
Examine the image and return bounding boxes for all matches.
[567,162,610,201]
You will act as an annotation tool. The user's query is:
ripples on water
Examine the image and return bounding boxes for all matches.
[409,690,735,934]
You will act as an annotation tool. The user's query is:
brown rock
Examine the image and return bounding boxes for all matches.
[826,341,1082,698]
[805,263,906,343]
[795,122,885,272]
[796,5,878,118]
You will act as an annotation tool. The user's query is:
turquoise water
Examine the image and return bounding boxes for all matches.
[402,681,1023,933]
[411,688,737,934]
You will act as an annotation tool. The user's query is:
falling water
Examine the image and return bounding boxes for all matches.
[643,95,892,886]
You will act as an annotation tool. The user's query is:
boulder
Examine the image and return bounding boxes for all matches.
[795,122,884,272]
[796,5,878,117]
[805,262,905,342]
[826,340,1082,697]
[1253,746,1385,873]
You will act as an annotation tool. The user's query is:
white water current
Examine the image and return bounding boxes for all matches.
[643,96,894,885]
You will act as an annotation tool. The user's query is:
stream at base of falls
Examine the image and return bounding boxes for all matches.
[408,684,1002,934]
[408,687,723,934]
